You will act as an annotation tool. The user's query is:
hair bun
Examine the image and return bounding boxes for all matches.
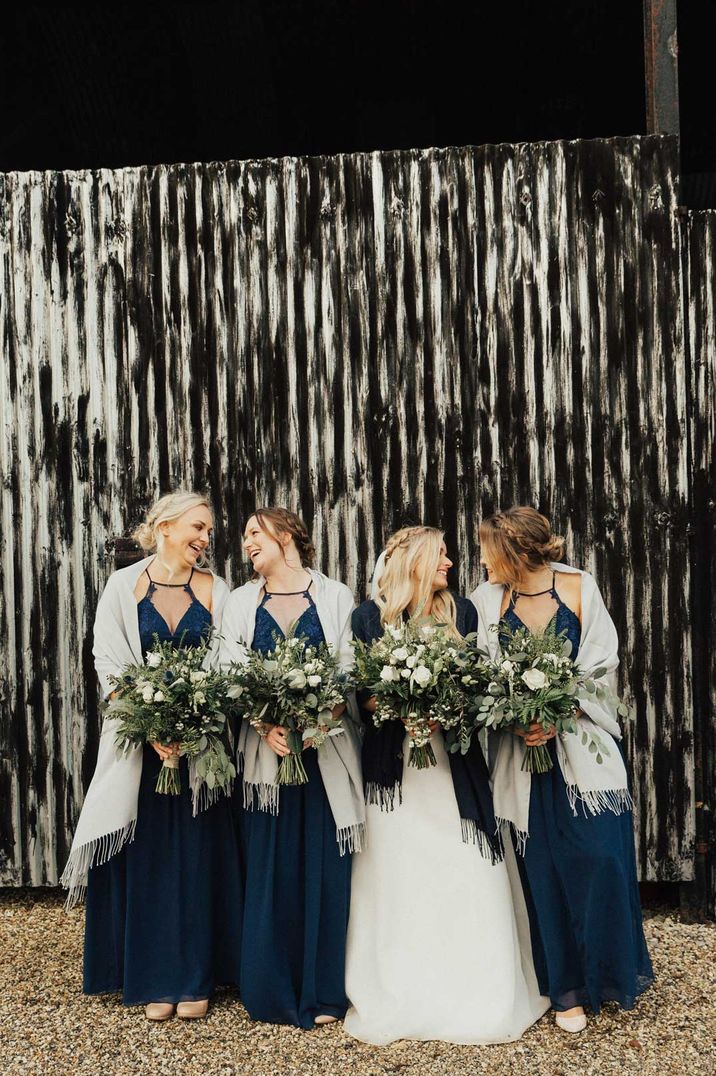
[542,534,566,562]
[132,520,157,552]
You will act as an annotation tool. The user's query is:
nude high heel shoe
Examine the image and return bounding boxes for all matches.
[314,1015,338,1026]
[145,1003,175,1021]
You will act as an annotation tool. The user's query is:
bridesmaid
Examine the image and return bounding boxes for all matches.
[344,526,548,1046]
[220,507,365,1029]
[62,491,243,1021]
[472,507,654,1033]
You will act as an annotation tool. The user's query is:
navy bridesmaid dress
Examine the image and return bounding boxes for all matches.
[239,587,351,1028]
[83,569,243,1006]
[502,576,654,1013]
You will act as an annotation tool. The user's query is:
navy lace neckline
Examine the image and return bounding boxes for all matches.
[502,575,582,657]
[252,590,325,655]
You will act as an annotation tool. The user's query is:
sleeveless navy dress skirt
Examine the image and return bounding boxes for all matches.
[83,577,243,1006]
[239,593,351,1028]
[503,589,654,1014]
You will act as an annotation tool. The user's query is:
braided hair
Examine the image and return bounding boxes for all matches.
[376,526,461,638]
[479,507,565,589]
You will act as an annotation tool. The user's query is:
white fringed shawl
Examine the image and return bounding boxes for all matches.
[219,569,366,855]
[61,555,229,907]
[470,563,632,850]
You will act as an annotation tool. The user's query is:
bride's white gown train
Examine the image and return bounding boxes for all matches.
[344,731,549,1045]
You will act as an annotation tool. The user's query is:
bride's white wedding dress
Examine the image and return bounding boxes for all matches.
[344,730,549,1045]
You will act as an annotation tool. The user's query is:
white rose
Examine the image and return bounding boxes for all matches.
[287,670,307,690]
[380,665,396,681]
[146,652,162,668]
[153,690,165,703]
[142,687,154,703]
[401,669,411,679]
[501,660,514,674]
[307,675,322,687]
[406,655,417,668]
[392,647,409,662]
[521,668,547,691]
[411,665,432,687]
[194,691,206,704]
[190,670,207,683]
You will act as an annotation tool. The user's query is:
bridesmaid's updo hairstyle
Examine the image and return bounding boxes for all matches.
[253,507,316,569]
[132,490,212,561]
[479,506,565,587]
[377,526,461,639]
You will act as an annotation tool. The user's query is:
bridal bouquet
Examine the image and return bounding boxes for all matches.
[228,633,349,786]
[107,632,237,796]
[352,620,478,768]
[468,622,629,773]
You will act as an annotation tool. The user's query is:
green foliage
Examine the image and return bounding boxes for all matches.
[352,619,489,768]
[107,630,238,797]
[227,627,350,785]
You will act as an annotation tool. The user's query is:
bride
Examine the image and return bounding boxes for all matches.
[344,526,548,1045]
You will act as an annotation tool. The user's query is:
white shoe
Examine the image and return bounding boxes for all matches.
[555,1012,587,1033]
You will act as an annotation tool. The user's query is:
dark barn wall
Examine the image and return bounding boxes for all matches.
[0,134,708,902]
[685,209,716,913]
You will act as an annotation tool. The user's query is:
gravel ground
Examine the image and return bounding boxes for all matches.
[0,890,713,1076]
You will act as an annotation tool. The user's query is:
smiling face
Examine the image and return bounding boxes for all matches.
[412,539,452,593]
[242,514,286,577]
[157,505,213,569]
[480,546,507,586]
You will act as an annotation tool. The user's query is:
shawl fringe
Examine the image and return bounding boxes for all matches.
[460,818,505,864]
[337,822,365,856]
[243,779,280,815]
[565,784,634,819]
[243,779,365,855]
[191,777,235,816]
[364,780,402,812]
[496,816,529,857]
[60,818,137,910]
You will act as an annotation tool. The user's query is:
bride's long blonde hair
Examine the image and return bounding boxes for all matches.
[376,526,461,639]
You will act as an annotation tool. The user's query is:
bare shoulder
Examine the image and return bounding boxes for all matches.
[555,571,582,617]
[193,569,214,612]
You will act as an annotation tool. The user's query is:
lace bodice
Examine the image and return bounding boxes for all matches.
[252,585,326,654]
[137,567,212,656]
[502,573,581,658]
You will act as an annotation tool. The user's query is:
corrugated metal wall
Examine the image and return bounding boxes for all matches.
[684,209,716,914]
[0,134,707,899]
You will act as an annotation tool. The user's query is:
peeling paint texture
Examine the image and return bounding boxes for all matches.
[0,136,712,902]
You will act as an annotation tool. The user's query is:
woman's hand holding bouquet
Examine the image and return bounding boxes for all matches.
[467,622,631,773]
[228,633,350,785]
[108,631,238,797]
[352,620,479,768]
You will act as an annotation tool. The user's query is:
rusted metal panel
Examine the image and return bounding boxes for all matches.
[0,135,700,893]
[643,0,680,137]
